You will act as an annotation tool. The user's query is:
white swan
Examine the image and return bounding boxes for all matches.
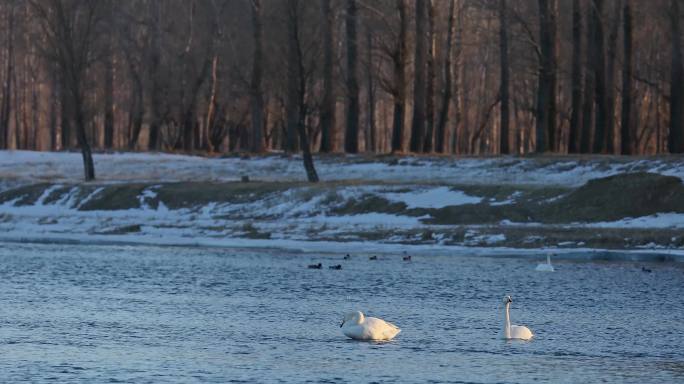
[340,311,401,341]
[535,253,555,272]
[503,296,533,340]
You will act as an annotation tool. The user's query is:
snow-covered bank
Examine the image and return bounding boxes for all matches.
[2,150,684,186]
[2,150,684,253]
[1,179,684,252]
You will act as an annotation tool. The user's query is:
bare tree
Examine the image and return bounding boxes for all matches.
[423,0,436,152]
[591,0,607,153]
[286,0,319,181]
[250,0,264,153]
[49,64,58,150]
[103,0,114,149]
[147,0,162,151]
[620,0,633,154]
[435,0,455,154]
[580,0,596,154]
[285,0,301,153]
[320,0,335,153]
[365,24,376,152]
[605,0,621,154]
[0,0,676,157]
[450,1,463,154]
[670,0,683,153]
[178,1,214,152]
[499,0,510,154]
[344,0,359,153]
[0,2,14,150]
[390,0,408,153]
[409,0,427,153]
[568,0,582,153]
[31,0,104,181]
[535,0,557,153]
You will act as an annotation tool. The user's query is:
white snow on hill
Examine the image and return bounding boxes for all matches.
[1,150,684,186]
[1,150,684,256]
[383,187,482,208]
[587,213,684,229]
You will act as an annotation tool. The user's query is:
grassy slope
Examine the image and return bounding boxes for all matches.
[1,172,683,249]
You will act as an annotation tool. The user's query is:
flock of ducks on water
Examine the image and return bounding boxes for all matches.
[311,252,653,341]
[308,252,412,270]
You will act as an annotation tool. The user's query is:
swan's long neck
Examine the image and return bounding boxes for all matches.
[546,254,552,265]
[504,303,511,339]
[356,312,365,325]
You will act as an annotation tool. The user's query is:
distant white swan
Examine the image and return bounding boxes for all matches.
[503,296,534,340]
[340,311,401,341]
[535,253,555,272]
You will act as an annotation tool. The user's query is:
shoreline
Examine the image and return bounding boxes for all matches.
[3,151,684,260]
[2,232,683,263]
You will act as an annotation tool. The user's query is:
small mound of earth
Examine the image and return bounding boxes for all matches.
[544,172,684,222]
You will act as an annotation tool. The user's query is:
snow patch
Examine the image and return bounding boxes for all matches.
[382,187,482,209]
[2,150,684,186]
[587,212,684,229]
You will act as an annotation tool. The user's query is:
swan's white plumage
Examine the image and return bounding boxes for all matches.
[509,324,534,340]
[340,311,401,341]
[503,296,533,341]
[535,254,555,272]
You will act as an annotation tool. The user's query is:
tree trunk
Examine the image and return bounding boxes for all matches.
[0,4,13,150]
[591,0,607,153]
[103,34,115,149]
[205,54,219,152]
[409,0,427,153]
[298,119,319,182]
[60,76,72,150]
[451,2,463,154]
[568,0,582,153]
[620,0,633,155]
[297,69,319,182]
[285,0,300,152]
[49,67,58,150]
[547,0,557,152]
[535,0,556,153]
[30,67,38,150]
[128,84,144,150]
[604,0,621,154]
[365,25,376,152]
[181,53,212,152]
[13,63,19,149]
[71,84,95,181]
[320,0,335,153]
[499,0,510,154]
[435,0,455,154]
[535,0,551,153]
[422,0,436,152]
[250,0,264,153]
[580,1,596,154]
[344,0,359,153]
[670,0,683,153]
[147,0,162,151]
[102,1,115,150]
[391,0,408,153]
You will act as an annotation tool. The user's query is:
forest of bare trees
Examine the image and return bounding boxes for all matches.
[1,0,683,177]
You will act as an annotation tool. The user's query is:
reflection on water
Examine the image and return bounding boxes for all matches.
[0,243,682,383]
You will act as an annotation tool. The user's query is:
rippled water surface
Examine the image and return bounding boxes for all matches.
[0,242,683,383]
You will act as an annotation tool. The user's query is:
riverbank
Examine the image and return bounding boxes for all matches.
[2,150,684,255]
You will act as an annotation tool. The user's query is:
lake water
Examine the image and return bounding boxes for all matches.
[0,242,683,383]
